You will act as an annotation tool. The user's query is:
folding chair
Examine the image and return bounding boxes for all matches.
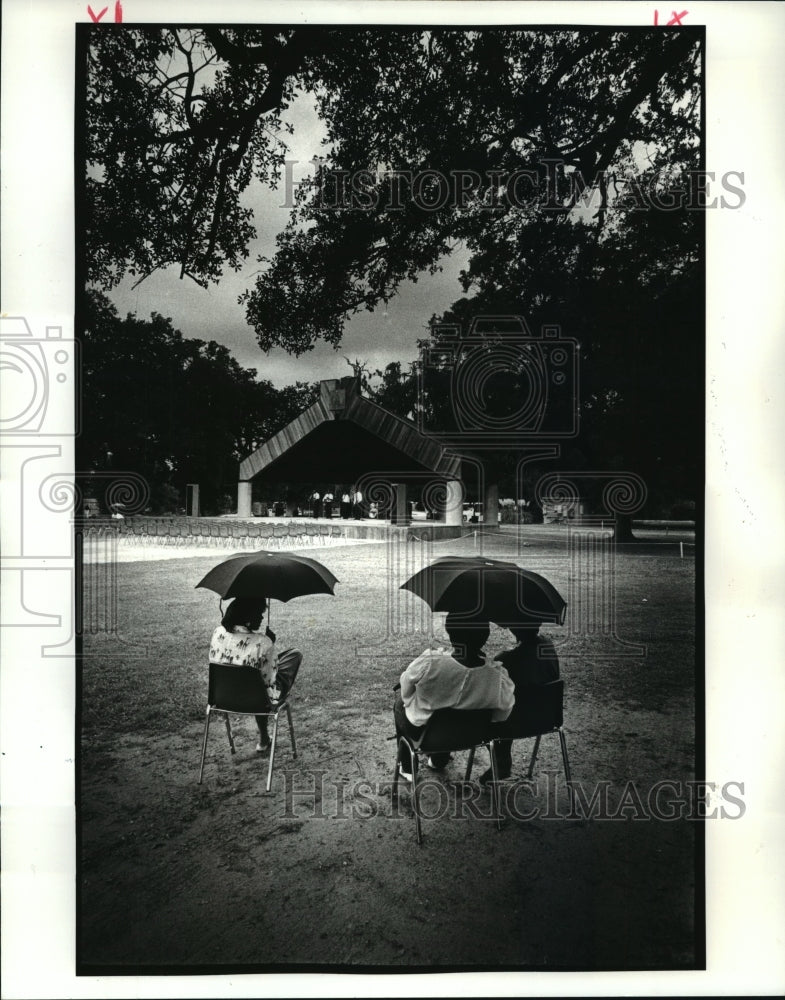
[466,679,572,807]
[198,663,297,793]
[392,708,502,844]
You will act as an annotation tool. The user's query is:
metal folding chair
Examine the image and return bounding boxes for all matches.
[198,663,297,793]
[466,680,572,808]
[392,708,502,844]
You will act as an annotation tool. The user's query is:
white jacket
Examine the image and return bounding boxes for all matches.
[400,648,514,727]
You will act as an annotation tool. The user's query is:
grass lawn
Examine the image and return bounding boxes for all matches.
[82,527,696,737]
[79,527,699,971]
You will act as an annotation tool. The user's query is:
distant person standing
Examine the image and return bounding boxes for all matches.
[311,490,322,519]
[341,491,351,519]
[352,487,364,520]
[323,491,334,519]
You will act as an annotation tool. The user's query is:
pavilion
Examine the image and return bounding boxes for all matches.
[237,377,501,530]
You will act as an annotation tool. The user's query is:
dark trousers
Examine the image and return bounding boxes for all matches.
[493,739,513,775]
[312,500,322,518]
[392,694,452,771]
[324,502,333,519]
[393,693,423,772]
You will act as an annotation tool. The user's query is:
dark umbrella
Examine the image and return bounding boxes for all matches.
[196,550,339,603]
[400,556,566,626]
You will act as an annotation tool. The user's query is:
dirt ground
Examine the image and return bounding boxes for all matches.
[78,536,698,972]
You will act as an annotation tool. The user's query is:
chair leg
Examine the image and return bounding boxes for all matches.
[285,702,297,758]
[198,707,211,784]
[527,734,542,779]
[410,751,423,846]
[488,742,502,831]
[465,746,476,781]
[391,740,402,803]
[224,714,235,754]
[558,728,572,782]
[266,714,279,792]
[559,728,573,811]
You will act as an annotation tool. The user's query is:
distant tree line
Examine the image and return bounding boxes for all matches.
[78,290,318,515]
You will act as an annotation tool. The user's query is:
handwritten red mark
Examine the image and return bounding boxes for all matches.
[654,9,689,24]
[87,2,122,21]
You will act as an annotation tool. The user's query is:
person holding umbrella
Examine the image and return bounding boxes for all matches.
[393,613,515,779]
[479,616,561,785]
[209,596,303,752]
[198,551,338,750]
[399,556,566,781]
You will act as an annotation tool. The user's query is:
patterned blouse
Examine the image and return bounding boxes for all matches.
[209,625,281,702]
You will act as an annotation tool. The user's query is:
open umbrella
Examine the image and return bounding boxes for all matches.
[196,550,338,603]
[400,556,566,626]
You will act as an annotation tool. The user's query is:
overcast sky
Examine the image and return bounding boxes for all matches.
[107,92,471,388]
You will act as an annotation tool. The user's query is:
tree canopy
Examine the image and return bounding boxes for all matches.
[84,26,701,352]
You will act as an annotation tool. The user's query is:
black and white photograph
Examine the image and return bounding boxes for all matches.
[1,1,784,996]
[75,14,706,972]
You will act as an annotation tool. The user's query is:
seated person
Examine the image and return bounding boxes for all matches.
[209,596,302,753]
[393,614,514,779]
[480,619,560,784]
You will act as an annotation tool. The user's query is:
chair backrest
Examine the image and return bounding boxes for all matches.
[208,663,273,713]
[493,679,564,738]
[418,708,495,753]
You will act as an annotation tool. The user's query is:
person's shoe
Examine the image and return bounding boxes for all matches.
[479,765,512,786]
[256,739,272,754]
[398,763,414,782]
[426,754,453,770]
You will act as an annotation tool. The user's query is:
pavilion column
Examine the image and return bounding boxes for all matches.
[392,483,409,526]
[237,481,252,518]
[444,479,463,527]
[482,481,499,529]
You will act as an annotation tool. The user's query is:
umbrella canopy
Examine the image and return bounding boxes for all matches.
[400,556,566,626]
[195,550,338,602]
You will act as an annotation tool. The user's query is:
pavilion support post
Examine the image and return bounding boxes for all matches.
[186,484,200,517]
[444,479,463,527]
[237,481,252,518]
[482,481,500,530]
[392,483,409,526]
